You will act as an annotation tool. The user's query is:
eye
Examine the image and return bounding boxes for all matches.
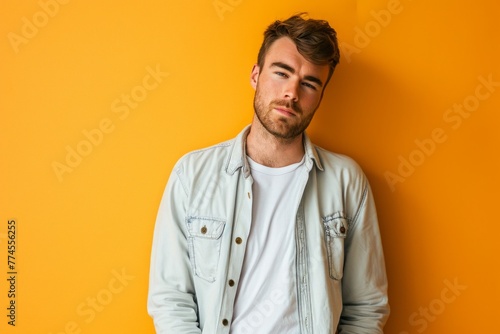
[275,71,288,78]
[302,82,318,91]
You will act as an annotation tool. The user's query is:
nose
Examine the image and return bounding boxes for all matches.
[283,80,299,101]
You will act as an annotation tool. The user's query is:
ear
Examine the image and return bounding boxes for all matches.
[250,64,260,90]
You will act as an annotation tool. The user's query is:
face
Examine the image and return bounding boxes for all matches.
[251,37,330,140]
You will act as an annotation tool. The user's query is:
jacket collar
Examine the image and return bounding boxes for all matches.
[226,125,324,177]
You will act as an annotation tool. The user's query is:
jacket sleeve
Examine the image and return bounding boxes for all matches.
[147,163,202,333]
[338,180,390,333]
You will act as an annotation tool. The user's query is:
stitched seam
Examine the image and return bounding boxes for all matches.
[322,211,353,224]
[174,166,189,195]
[351,184,368,228]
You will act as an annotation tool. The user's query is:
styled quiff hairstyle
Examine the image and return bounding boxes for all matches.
[257,13,340,86]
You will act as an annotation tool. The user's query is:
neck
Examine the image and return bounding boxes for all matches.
[246,117,305,167]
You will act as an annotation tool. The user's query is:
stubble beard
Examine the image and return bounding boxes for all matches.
[253,88,316,141]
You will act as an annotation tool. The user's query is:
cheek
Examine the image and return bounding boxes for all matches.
[259,80,276,93]
[302,93,322,109]
[256,83,275,101]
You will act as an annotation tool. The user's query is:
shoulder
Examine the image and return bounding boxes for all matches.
[314,145,366,179]
[173,139,234,173]
[173,126,249,176]
[311,144,370,205]
[312,145,372,223]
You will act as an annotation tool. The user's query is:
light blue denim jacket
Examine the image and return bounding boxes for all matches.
[148,126,390,333]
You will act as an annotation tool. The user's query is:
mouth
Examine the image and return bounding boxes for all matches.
[274,106,296,117]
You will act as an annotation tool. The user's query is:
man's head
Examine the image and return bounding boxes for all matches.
[257,13,340,88]
[250,13,340,141]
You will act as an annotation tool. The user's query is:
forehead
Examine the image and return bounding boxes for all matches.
[263,37,329,81]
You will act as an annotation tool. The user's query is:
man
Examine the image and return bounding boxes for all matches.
[148,13,389,333]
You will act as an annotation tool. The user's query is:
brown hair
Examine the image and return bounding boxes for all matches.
[257,13,340,85]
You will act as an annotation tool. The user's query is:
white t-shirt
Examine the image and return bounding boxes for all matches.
[231,156,307,334]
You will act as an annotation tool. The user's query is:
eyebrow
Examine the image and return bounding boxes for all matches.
[270,61,324,87]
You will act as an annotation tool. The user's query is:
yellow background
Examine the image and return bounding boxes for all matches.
[1,0,499,333]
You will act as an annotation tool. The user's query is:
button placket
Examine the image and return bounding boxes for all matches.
[217,179,251,333]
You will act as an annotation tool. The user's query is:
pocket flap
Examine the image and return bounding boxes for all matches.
[187,217,225,239]
[323,217,348,238]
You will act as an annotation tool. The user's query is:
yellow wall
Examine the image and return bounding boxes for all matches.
[1,0,499,333]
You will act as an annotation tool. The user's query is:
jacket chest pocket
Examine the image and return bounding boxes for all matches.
[187,217,226,283]
[323,216,349,280]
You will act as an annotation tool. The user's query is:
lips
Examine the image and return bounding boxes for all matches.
[274,106,296,117]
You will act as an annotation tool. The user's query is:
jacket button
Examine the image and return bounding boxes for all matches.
[340,226,346,234]
[228,279,235,287]
[222,319,229,326]
[235,237,242,244]
[201,226,207,234]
